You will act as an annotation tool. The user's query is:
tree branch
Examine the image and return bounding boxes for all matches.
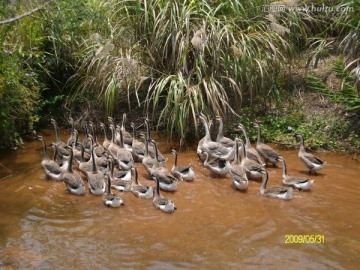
[0,0,53,26]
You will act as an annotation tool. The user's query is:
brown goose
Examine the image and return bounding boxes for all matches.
[238,123,265,166]
[63,146,86,195]
[253,122,280,167]
[120,113,133,150]
[149,140,177,191]
[66,116,76,146]
[170,149,195,181]
[99,122,110,149]
[108,158,131,192]
[103,174,123,207]
[36,135,63,181]
[202,151,231,177]
[278,156,314,190]
[294,133,325,174]
[144,118,166,163]
[142,136,157,176]
[214,115,235,150]
[50,118,70,159]
[130,167,153,199]
[259,168,292,200]
[130,122,145,162]
[152,175,177,213]
[87,146,105,195]
[113,126,134,171]
[238,138,264,181]
[230,139,248,191]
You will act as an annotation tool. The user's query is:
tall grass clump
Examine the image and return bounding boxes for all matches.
[71,0,299,144]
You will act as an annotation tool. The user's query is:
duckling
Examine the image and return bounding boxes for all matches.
[152,176,177,213]
[238,123,265,166]
[259,168,292,200]
[277,156,314,190]
[202,151,231,177]
[87,146,105,195]
[103,174,123,207]
[63,146,86,195]
[253,122,280,167]
[170,149,195,181]
[130,167,153,199]
[36,135,63,181]
[230,139,248,191]
[149,140,177,191]
[294,133,325,174]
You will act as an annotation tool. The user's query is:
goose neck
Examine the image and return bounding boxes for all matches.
[261,170,268,190]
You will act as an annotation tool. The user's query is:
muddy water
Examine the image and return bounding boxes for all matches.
[0,129,359,269]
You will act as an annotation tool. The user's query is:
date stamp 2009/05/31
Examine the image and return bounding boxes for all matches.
[285,235,325,244]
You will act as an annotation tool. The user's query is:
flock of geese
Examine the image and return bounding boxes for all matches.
[35,113,326,213]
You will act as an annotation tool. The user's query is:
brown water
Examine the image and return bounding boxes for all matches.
[0,129,359,269]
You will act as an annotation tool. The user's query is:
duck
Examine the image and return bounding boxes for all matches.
[238,138,264,181]
[130,167,153,199]
[259,168,292,200]
[197,113,234,161]
[214,115,235,154]
[130,122,145,162]
[277,156,314,190]
[149,139,177,191]
[170,149,195,181]
[87,145,105,195]
[108,158,131,192]
[152,175,177,213]
[252,122,280,167]
[238,123,265,166]
[62,146,86,195]
[294,133,325,174]
[230,139,248,191]
[202,151,231,177]
[36,135,64,181]
[50,118,70,159]
[103,174,123,207]
[99,122,110,149]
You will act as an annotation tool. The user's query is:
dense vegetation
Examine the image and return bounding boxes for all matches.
[0,0,359,152]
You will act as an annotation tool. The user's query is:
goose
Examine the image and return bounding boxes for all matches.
[50,118,70,159]
[36,135,63,181]
[70,130,89,163]
[78,143,93,176]
[120,113,133,151]
[239,138,264,181]
[145,118,166,163]
[197,113,234,161]
[113,126,134,171]
[238,123,265,166]
[202,151,231,177]
[88,121,105,157]
[107,123,122,156]
[294,133,325,174]
[99,122,110,149]
[149,139,177,191]
[253,122,280,167]
[214,115,235,150]
[87,135,108,172]
[63,146,86,195]
[170,149,195,181]
[230,139,248,191]
[259,168,292,200]
[108,158,131,192]
[130,167,153,199]
[142,136,157,175]
[87,146,105,195]
[130,122,145,162]
[103,174,123,207]
[152,175,177,213]
[82,121,92,154]
[277,156,314,190]
[197,112,212,161]
[66,116,76,146]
